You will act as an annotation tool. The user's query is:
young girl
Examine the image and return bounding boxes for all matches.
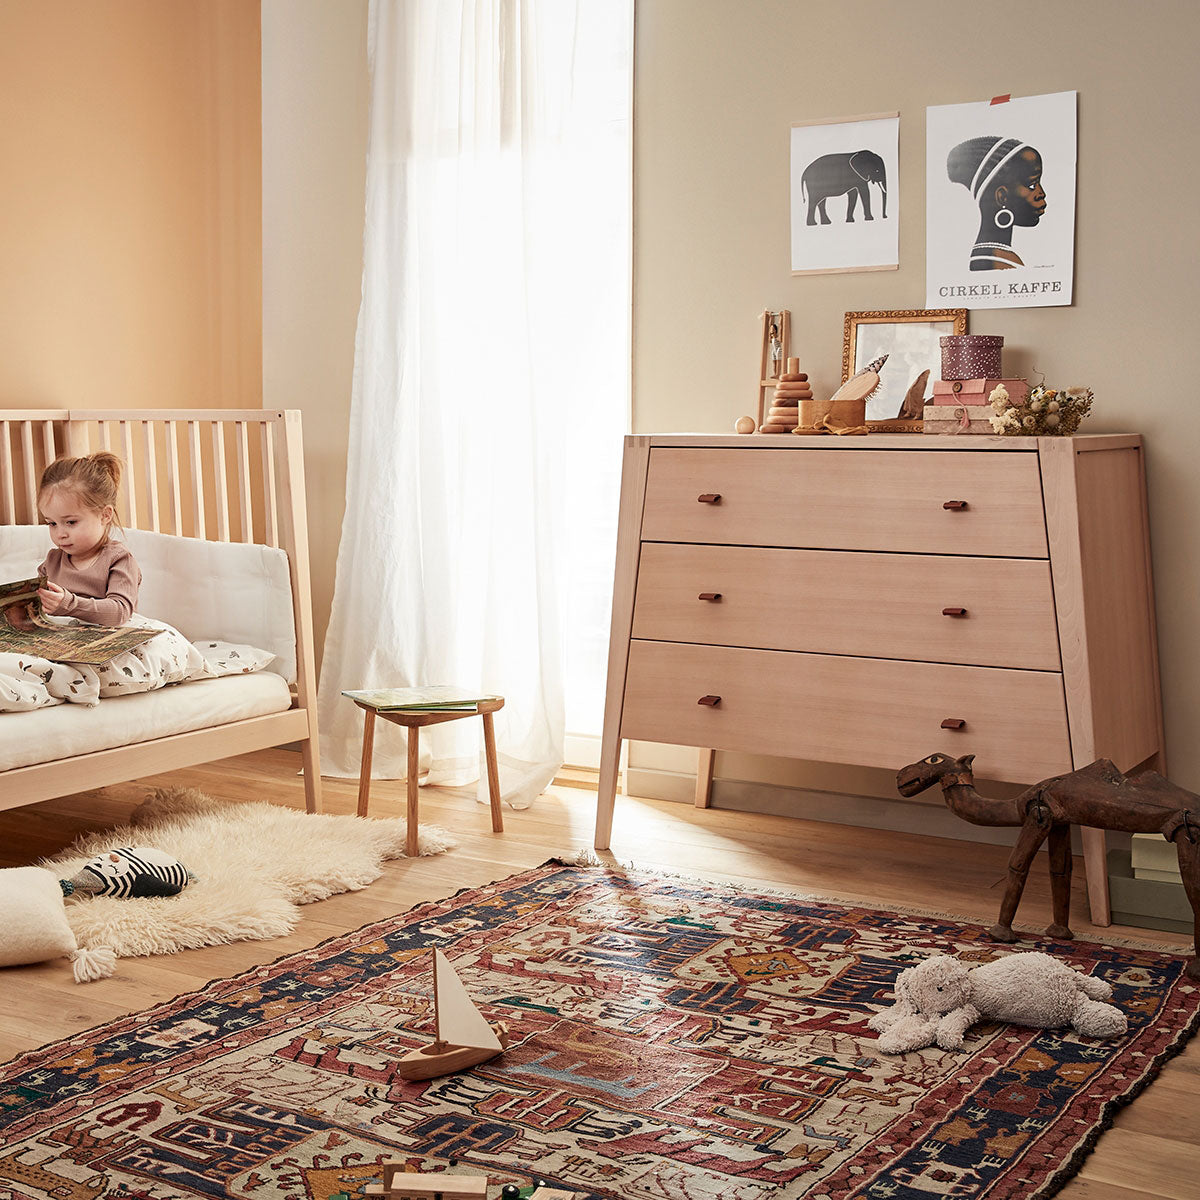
[37,452,140,627]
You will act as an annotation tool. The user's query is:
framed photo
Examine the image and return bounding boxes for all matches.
[790,112,899,275]
[842,308,967,430]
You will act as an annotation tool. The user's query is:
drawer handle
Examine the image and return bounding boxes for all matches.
[941,717,966,730]
[698,592,723,602]
[942,606,968,617]
[698,695,722,707]
[697,493,722,504]
[943,499,968,511]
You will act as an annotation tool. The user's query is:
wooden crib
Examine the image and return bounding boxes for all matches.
[0,408,322,813]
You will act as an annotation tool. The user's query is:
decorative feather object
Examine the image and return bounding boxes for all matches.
[897,368,931,419]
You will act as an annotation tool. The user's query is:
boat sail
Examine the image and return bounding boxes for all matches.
[395,948,509,1080]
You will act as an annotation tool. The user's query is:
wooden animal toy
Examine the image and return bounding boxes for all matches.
[897,752,1200,978]
[395,948,510,1079]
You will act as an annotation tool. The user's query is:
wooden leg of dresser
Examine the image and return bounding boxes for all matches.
[595,735,622,849]
[1081,826,1112,927]
[695,748,715,808]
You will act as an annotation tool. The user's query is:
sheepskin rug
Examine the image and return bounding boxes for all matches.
[40,787,453,958]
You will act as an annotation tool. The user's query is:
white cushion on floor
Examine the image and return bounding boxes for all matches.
[0,866,78,967]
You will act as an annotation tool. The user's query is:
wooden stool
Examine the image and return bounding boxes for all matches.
[351,696,505,857]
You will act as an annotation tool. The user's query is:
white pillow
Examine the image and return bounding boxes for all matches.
[0,866,116,982]
[92,616,213,698]
[193,640,277,677]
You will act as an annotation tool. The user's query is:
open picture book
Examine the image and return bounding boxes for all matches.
[0,577,163,664]
[342,685,502,712]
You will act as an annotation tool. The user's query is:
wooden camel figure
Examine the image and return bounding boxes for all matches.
[897,752,1200,979]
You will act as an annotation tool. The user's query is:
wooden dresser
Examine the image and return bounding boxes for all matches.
[594,433,1164,926]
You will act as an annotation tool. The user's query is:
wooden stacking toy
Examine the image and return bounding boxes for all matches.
[761,357,812,433]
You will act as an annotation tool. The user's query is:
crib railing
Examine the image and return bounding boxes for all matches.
[0,410,67,527]
[0,409,297,547]
[0,407,321,810]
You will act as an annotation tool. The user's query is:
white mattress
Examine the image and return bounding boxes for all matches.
[0,674,293,772]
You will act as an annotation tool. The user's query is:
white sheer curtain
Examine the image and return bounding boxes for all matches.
[317,0,632,807]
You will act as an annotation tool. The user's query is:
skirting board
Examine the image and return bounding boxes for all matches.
[624,766,1108,854]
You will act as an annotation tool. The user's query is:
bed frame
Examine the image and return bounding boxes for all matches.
[0,408,322,813]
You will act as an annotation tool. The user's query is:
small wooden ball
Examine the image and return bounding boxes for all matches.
[734,415,757,434]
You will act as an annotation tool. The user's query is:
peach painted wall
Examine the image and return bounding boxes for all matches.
[0,0,261,412]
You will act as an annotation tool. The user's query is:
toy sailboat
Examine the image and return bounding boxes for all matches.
[395,947,509,1080]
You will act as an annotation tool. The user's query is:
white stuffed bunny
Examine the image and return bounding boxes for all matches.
[868,952,1127,1054]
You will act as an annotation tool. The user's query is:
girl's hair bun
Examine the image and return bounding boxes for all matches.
[38,452,125,529]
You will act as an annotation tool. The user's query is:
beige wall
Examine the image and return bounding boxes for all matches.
[0,0,261,412]
[633,0,1200,799]
[261,0,368,672]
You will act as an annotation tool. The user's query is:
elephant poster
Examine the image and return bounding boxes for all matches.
[790,112,899,275]
[926,91,1076,309]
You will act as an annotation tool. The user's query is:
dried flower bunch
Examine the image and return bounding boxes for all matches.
[988,383,1094,436]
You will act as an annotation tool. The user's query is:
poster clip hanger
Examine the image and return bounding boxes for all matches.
[990,94,1012,105]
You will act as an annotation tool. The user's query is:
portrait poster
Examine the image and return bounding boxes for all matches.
[926,91,1076,309]
[790,113,899,275]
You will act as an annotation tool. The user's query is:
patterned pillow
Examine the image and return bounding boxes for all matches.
[93,616,212,698]
[193,640,277,677]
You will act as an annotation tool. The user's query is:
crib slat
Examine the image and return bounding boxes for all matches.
[98,421,112,452]
[143,422,161,532]
[165,421,182,535]
[187,421,206,539]
[119,422,137,529]
[21,423,36,521]
[41,422,56,471]
[261,422,278,548]
[235,422,253,542]
[212,422,230,541]
[0,423,13,523]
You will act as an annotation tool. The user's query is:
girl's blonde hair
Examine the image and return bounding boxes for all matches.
[39,452,125,538]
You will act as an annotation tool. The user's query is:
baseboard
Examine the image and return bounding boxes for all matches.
[625,766,1102,852]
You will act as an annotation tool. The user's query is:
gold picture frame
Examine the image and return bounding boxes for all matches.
[842,308,967,431]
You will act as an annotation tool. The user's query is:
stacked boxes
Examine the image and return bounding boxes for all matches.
[924,334,1027,436]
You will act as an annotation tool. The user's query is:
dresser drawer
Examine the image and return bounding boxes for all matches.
[631,543,1061,670]
[621,640,1072,783]
[640,448,1048,557]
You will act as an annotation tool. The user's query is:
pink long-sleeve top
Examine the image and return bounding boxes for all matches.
[39,541,141,627]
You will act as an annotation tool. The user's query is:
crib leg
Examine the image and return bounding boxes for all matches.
[301,737,323,813]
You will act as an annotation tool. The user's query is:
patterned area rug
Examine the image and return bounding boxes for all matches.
[2,863,1197,1200]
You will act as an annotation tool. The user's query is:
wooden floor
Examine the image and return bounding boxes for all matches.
[1,748,1197,1199]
